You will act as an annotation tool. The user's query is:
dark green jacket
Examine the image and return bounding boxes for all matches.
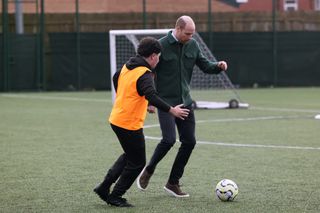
[155,31,222,106]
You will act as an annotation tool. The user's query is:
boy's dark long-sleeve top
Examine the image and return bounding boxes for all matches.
[113,55,171,112]
[155,31,224,106]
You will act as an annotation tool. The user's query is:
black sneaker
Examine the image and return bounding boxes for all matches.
[107,196,134,207]
[93,183,109,203]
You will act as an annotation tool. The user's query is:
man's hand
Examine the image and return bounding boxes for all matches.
[169,104,190,120]
[218,61,228,71]
[147,105,156,113]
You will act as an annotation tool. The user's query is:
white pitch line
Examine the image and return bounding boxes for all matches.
[145,136,320,151]
[2,93,318,150]
[0,94,111,103]
[252,106,320,113]
[196,115,311,124]
[144,124,161,128]
[2,94,319,114]
[144,115,312,129]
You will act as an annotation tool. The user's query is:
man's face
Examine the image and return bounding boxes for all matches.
[176,24,195,44]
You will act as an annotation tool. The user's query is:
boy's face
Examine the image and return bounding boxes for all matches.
[150,53,161,69]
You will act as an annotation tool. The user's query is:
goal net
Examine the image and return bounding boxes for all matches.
[109,29,249,109]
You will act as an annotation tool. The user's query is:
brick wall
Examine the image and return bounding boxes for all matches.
[3,0,236,14]
[3,11,318,33]
[2,0,317,13]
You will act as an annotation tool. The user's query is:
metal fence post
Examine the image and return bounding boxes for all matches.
[142,0,147,29]
[35,0,41,90]
[75,0,81,90]
[40,0,45,90]
[15,0,24,34]
[208,0,213,50]
[2,0,9,91]
[272,0,278,86]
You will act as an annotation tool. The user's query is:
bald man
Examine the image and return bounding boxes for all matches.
[137,15,228,198]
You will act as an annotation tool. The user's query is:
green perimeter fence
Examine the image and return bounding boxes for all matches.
[1,0,320,91]
[1,31,320,91]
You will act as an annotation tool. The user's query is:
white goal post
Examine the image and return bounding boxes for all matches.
[109,29,249,109]
[109,29,171,102]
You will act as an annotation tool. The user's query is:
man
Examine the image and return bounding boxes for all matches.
[137,16,228,198]
[94,37,190,207]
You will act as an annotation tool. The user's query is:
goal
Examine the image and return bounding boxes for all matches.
[109,29,249,109]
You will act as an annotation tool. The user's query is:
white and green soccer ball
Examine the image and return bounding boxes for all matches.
[215,179,239,201]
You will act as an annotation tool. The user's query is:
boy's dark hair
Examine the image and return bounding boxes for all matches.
[137,37,162,57]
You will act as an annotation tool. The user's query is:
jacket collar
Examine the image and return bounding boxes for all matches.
[125,55,152,70]
[167,30,179,44]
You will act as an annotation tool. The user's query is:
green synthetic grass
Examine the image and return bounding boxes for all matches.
[1,88,320,213]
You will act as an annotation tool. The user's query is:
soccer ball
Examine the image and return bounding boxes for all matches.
[215,179,238,201]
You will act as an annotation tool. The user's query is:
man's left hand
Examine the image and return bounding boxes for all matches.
[218,61,228,71]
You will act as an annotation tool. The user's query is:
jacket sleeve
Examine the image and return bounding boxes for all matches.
[112,70,121,92]
[137,72,171,112]
[195,43,223,74]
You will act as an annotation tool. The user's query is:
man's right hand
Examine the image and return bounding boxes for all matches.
[147,105,156,113]
[169,104,190,120]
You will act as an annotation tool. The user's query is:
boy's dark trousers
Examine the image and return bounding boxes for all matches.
[102,124,146,197]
